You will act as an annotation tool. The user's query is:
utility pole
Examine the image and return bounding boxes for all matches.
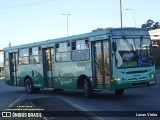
[126,9,136,27]
[120,0,123,27]
[62,13,71,36]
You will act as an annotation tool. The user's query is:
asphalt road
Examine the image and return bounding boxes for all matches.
[0,80,25,111]
[22,75,160,120]
[0,74,160,120]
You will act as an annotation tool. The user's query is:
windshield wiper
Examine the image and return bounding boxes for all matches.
[139,36,143,56]
[123,37,135,52]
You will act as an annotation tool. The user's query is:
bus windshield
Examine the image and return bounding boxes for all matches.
[115,37,154,68]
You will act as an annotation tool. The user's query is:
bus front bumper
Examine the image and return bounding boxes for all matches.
[111,79,156,90]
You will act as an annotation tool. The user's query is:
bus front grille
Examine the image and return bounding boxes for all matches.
[130,82,147,87]
[128,77,147,81]
[128,78,138,81]
[126,70,148,74]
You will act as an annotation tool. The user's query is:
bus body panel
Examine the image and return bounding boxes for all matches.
[54,62,76,89]
[4,66,10,85]
[14,64,44,87]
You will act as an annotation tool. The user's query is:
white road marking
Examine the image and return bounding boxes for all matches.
[57,95,104,120]
[8,93,26,108]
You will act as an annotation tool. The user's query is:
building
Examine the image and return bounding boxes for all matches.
[149,28,160,47]
[0,49,4,79]
[149,29,160,68]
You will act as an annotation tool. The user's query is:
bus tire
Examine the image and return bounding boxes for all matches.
[83,78,93,98]
[25,78,34,94]
[115,89,124,95]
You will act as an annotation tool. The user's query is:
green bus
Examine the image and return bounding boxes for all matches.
[4,28,156,98]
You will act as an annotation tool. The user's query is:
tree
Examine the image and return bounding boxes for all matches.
[141,24,146,30]
[141,19,160,31]
[146,19,154,30]
[153,22,160,29]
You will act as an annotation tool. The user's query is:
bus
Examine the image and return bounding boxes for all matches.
[4,28,156,98]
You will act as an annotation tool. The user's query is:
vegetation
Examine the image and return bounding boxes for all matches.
[141,19,160,31]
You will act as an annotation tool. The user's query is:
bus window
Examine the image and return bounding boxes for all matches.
[30,47,41,64]
[19,48,29,64]
[76,40,81,50]
[56,44,59,52]
[51,48,54,71]
[56,42,71,62]
[59,42,67,52]
[72,41,76,50]
[56,42,70,52]
[85,40,89,49]
[72,39,90,61]
[75,40,89,50]
[4,51,9,66]
[68,42,71,51]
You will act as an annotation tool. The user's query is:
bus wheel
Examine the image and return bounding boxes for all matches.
[25,78,33,94]
[115,89,124,95]
[83,78,93,98]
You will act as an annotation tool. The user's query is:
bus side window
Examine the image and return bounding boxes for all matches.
[4,51,9,66]
[68,42,71,51]
[76,40,81,50]
[59,42,68,52]
[56,44,59,52]
[19,48,29,64]
[56,42,71,62]
[85,40,89,49]
[71,39,90,61]
[72,41,76,50]
[75,40,89,50]
[30,47,41,64]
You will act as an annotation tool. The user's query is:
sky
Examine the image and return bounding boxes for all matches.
[0,0,159,48]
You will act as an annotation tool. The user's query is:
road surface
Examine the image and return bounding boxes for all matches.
[0,75,160,120]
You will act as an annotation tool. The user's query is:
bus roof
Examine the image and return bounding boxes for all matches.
[4,28,111,51]
[3,27,147,51]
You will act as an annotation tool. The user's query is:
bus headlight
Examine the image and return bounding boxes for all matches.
[114,77,122,81]
[150,73,155,79]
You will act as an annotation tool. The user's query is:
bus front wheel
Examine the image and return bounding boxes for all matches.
[115,89,124,95]
[83,78,93,98]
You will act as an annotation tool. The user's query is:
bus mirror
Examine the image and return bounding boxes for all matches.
[112,42,117,51]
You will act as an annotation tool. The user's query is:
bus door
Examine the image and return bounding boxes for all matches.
[42,48,54,88]
[92,40,111,89]
[9,52,18,85]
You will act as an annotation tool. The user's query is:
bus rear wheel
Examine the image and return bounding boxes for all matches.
[115,89,124,95]
[25,78,33,93]
[83,78,93,98]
